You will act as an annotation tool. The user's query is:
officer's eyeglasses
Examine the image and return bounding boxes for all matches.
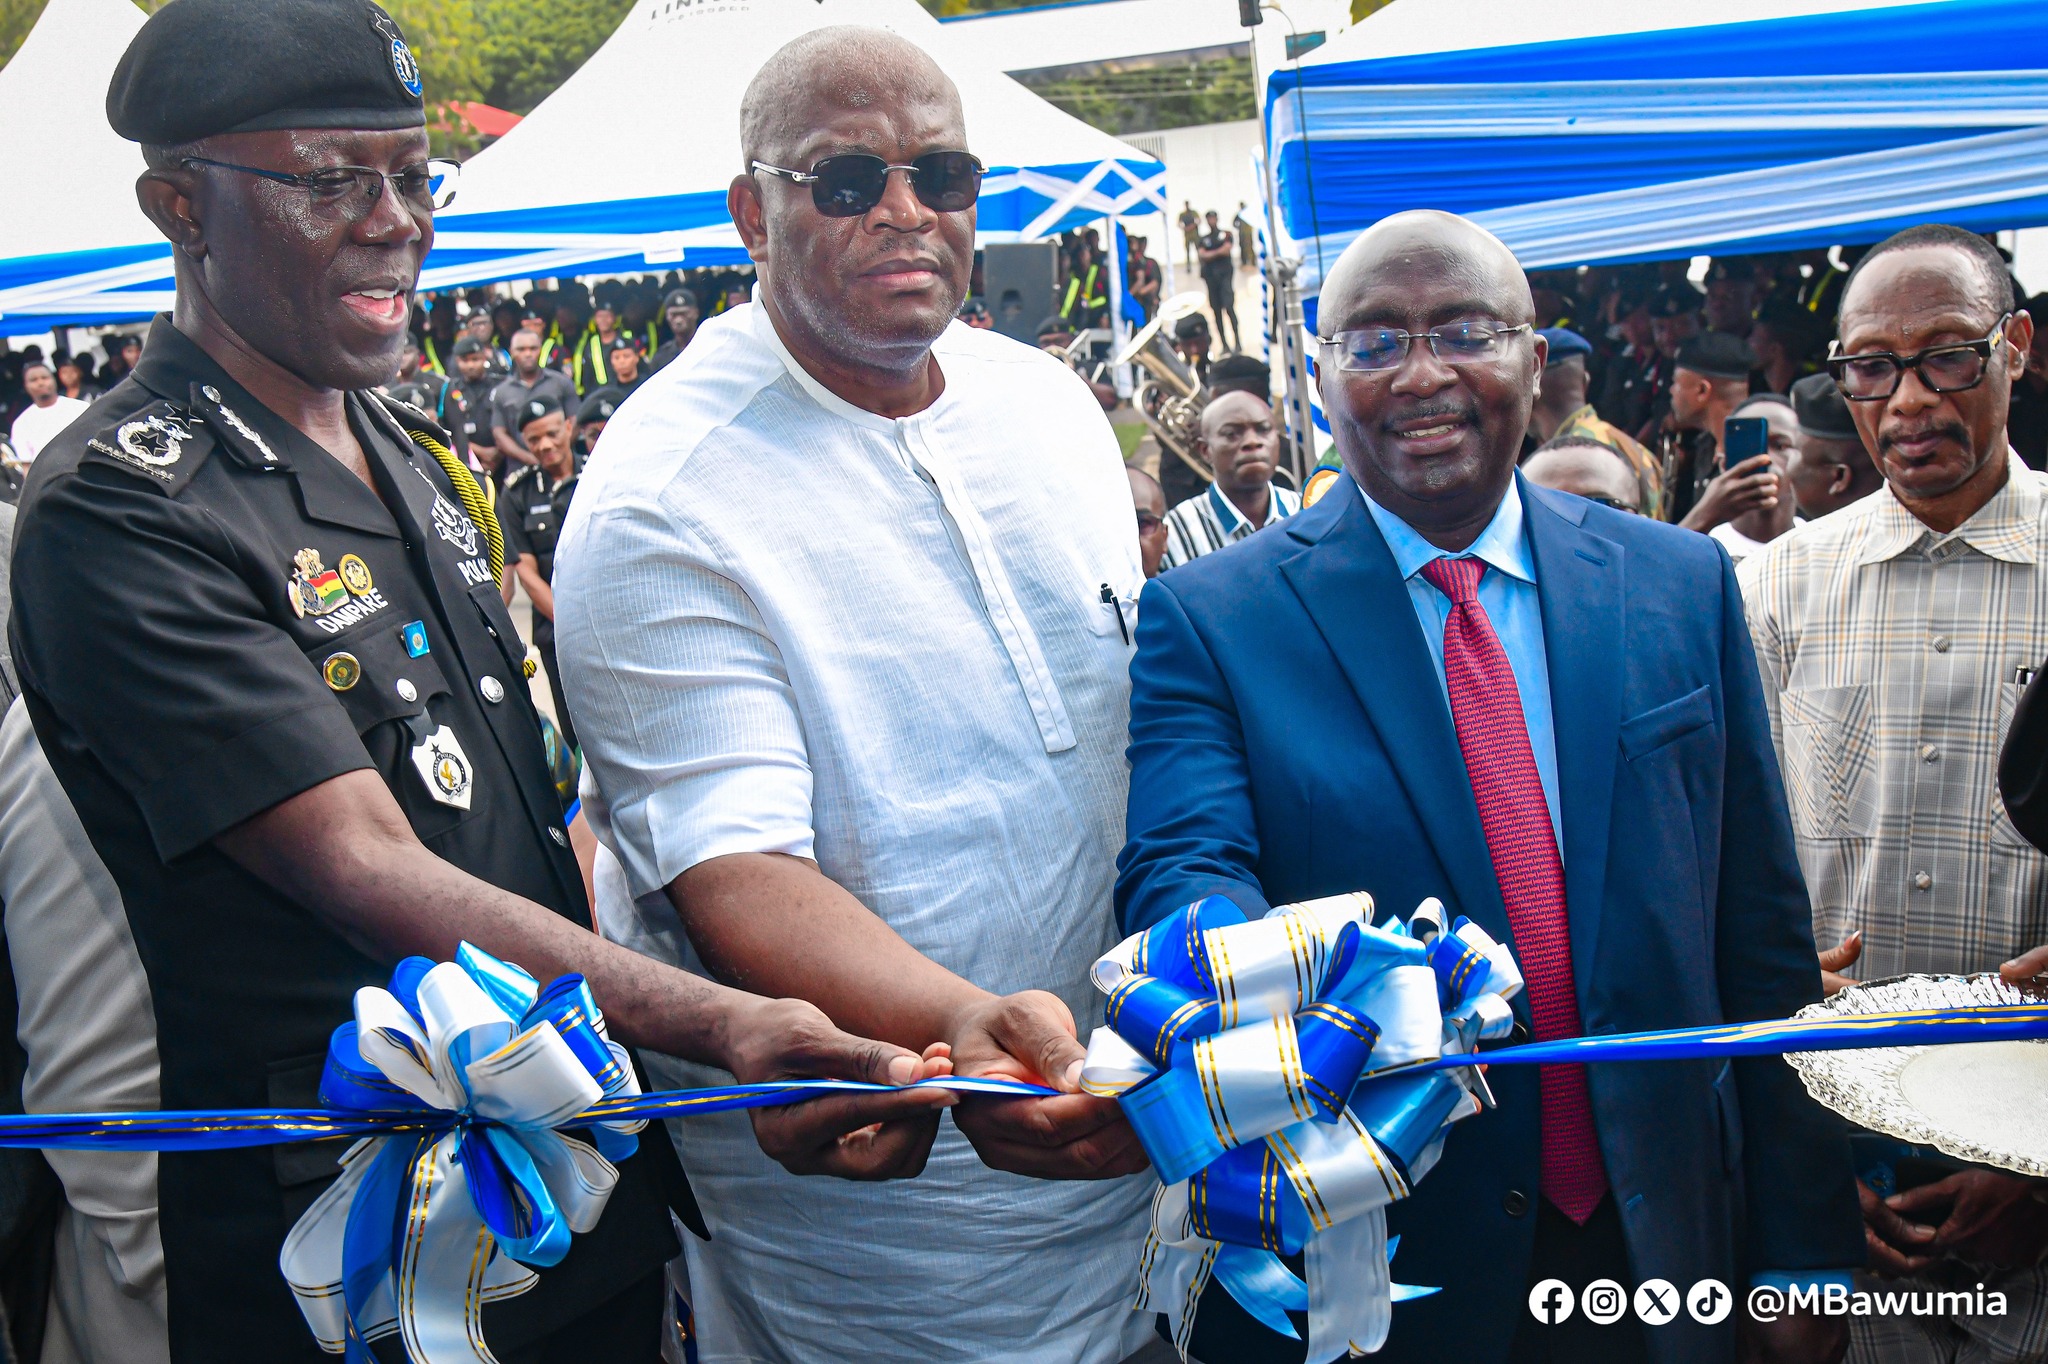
[1315,321,1536,373]
[182,156,462,220]
[1825,314,2012,401]
[1136,510,1164,533]
[751,151,984,218]
[1582,495,1640,515]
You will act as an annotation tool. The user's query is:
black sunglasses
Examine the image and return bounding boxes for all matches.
[1826,313,2013,401]
[751,151,985,218]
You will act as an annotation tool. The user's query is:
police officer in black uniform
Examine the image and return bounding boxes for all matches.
[445,334,500,480]
[500,393,582,752]
[10,2,955,1358]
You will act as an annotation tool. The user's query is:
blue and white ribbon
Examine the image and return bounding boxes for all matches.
[279,945,651,1362]
[0,940,2039,1362]
[1079,893,1520,1360]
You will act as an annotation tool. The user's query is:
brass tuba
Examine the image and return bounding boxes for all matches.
[1114,292,1211,483]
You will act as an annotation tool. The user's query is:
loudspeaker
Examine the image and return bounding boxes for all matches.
[982,242,1060,344]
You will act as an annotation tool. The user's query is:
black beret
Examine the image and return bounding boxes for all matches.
[1207,353,1273,398]
[451,336,484,357]
[662,288,699,312]
[1792,371,1858,440]
[605,334,641,354]
[577,393,620,425]
[520,394,565,428]
[109,0,425,145]
[1674,331,1756,381]
[1651,282,1704,318]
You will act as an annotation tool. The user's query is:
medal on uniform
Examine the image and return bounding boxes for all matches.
[322,652,361,691]
[288,548,350,618]
[409,724,474,810]
[336,554,375,598]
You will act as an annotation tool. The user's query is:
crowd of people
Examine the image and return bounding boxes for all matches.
[2,3,2048,1364]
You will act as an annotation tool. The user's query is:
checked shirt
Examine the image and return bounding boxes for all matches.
[1739,452,2048,982]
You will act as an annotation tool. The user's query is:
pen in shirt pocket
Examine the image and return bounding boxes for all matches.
[1100,583,1132,645]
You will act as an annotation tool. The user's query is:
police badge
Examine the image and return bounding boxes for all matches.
[409,724,474,810]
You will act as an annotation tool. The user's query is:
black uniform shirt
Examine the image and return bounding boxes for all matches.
[487,368,577,455]
[445,371,498,468]
[497,461,579,645]
[10,316,675,1357]
[1197,229,1235,285]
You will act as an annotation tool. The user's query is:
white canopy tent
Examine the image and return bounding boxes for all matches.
[0,0,1166,330]
[415,0,1165,293]
[0,0,159,332]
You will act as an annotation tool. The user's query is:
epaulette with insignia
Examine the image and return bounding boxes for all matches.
[187,381,289,470]
[82,401,213,495]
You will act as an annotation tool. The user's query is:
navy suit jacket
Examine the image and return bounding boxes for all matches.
[1117,474,1861,1364]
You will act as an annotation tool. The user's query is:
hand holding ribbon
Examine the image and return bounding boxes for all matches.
[948,989,1151,1180]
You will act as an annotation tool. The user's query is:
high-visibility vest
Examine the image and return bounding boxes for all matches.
[1061,265,1106,322]
[570,332,611,393]
[421,335,446,375]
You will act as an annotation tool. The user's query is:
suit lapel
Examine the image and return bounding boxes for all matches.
[1277,481,1511,944]
[1522,477,1625,994]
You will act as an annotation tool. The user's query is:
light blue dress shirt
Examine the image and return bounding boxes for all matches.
[1357,479,1562,847]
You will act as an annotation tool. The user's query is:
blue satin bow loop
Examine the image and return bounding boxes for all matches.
[1082,893,1521,1362]
[281,944,649,1364]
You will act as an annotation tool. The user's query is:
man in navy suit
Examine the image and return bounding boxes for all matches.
[1117,212,1861,1364]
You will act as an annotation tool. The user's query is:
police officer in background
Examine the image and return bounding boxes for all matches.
[9,2,960,1359]
[499,394,582,751]
[574,389,621,459]
[445,334,500,482]
[647,286,700,373]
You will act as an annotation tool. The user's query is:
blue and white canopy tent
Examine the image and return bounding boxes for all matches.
[1264,0,2048,304]
[0,0,1164,334]
[0,0,162,333]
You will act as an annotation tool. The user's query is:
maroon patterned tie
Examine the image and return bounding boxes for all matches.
[1418,556,1609,1223]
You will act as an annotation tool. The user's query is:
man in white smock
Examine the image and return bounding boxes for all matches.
[553,25,1159,1364]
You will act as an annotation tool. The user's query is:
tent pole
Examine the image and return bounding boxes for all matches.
[1253,42,1309,487]
[1106,213,1132,402]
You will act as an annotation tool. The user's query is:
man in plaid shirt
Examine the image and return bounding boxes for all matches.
[1739,223,2048,1362]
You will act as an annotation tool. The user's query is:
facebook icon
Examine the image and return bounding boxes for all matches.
[1528,1279,1575,1325]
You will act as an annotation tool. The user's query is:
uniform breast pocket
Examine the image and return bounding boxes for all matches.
[305,618,449,736]
[521,504,557,541]
[1780,684,1876,840]
[303,620,477,839]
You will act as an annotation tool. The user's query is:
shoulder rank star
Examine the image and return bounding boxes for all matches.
[112,413,192,470]
[288,548,350,618]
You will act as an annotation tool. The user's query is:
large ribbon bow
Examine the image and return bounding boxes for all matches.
[279,944,647,1363]
[1079,893,1522,1361]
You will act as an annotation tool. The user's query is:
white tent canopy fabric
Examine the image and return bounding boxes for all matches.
[0,0,1165,330]
[429,0,1163,291]
[0,0,161,330]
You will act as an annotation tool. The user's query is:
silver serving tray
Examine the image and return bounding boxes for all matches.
[1787,972,2048,1177]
